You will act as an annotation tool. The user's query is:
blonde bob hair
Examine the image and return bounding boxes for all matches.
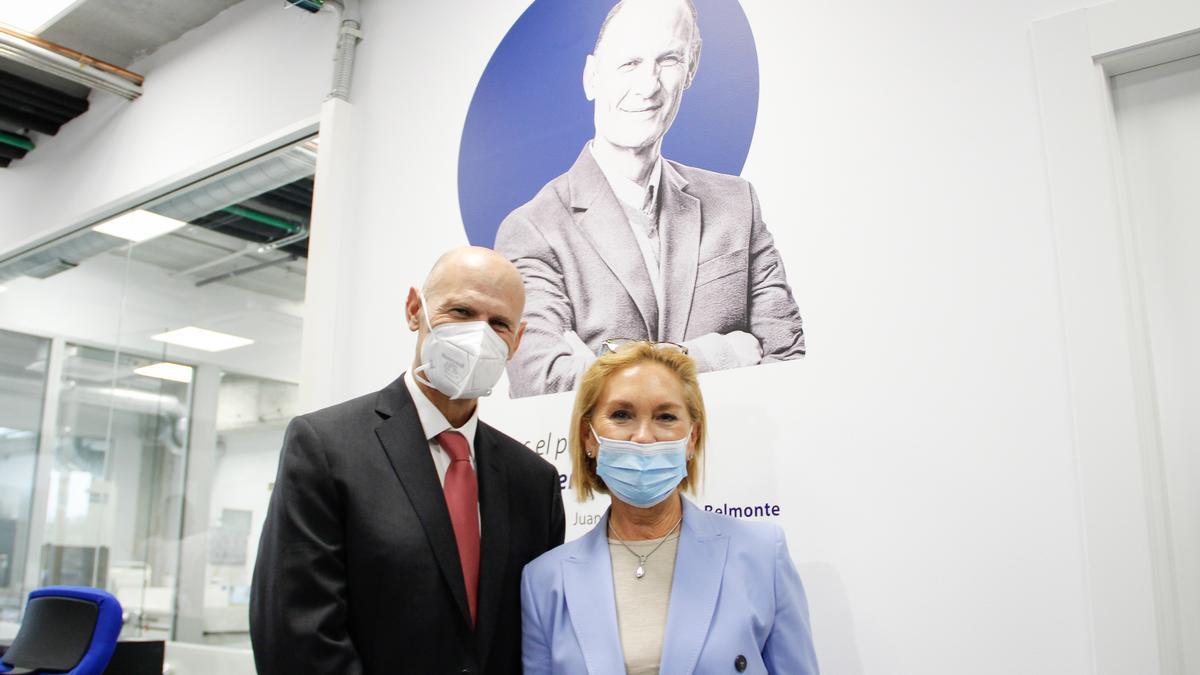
[569,342,707,502]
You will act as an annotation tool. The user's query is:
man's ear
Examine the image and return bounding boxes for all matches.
[582,54,598,101]
[508,320,528,360]
[405,287,422,332]
[684,40,702,90]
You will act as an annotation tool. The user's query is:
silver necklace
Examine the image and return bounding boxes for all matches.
[608,515,682,580]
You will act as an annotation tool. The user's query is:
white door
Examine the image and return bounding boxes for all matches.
[1112,52,1200,675]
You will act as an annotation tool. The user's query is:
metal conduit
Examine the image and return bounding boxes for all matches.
[148,145,316,223]
[0,30,142,100]
[286,0,362,101]
[325,0,362,101]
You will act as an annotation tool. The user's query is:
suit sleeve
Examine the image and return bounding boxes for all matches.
[762,527,820,675]
[521,565,554,675]
[746,182,807,360]
[495,211,588,397]
[548,467,566,547]
[250,417,363,675]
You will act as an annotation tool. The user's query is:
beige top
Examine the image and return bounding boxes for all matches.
[608,531,681,675]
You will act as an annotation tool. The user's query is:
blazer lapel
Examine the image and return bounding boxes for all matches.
[567,146,661,338]
[658,161,701,343]
[472,422,510,667]
[372,377,472,626]
[659,499,729,675]
[563,510,626,675]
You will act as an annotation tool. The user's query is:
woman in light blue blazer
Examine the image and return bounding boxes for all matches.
[521,340,820,674]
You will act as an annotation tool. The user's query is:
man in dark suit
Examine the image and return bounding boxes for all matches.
[250,246,566,674]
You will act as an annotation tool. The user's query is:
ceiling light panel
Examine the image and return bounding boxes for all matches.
[151,326,254,352]
[93,210,187,243]
[134,362,194,383]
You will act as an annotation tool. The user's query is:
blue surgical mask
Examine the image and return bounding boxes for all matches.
[591,426,691,508]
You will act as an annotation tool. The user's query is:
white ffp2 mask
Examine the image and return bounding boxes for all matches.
[413,293,509,399]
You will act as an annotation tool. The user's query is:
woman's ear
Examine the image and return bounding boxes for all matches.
[581,419,596,457]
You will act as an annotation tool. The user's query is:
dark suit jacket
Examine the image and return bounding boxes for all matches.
[495,146,806,398]
[250,374,566,674]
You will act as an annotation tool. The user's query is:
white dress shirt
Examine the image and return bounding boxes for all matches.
[403,370,478,486]
[590,142,665,318]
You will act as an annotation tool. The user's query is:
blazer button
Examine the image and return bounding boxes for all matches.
[734,654,747,672]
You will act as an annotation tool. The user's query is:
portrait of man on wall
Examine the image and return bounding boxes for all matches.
[494,0,805,398]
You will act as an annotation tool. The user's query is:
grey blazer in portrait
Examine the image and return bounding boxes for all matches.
[495,146,805,398]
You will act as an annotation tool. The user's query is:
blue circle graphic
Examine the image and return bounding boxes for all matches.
[457,0,759,247]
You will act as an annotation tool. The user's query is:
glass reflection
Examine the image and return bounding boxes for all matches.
[0,329,49,621]
[49,343,191,638]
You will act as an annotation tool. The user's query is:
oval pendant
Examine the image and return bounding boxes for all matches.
[635,565,645,579]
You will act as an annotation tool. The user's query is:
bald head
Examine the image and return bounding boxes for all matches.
[423,246,525,314]
[407,246,527,369]
[594,0,700,57]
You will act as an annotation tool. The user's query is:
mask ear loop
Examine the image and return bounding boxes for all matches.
[412,290,441,390]
[587,425,600,458]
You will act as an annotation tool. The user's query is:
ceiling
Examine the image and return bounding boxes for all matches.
[129,176,313,303]
[39,0,245,69]
[0,0,247,165]
[0,142,316,300]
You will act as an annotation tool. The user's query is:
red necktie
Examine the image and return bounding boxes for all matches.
[435,430,480,625]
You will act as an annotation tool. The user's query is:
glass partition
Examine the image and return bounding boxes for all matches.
[48,343,192,638]
[200,373,297,647]
[0,133,313,648]
[0,329,50,621]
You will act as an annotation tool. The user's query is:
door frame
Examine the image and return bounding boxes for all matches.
[1031,3,1200,673]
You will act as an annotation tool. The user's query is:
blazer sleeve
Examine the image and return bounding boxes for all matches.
[495,210,588,397]
[521,565,555,675]
[746,182,807,361]
[762,527,820,675]
[249,417,363,675]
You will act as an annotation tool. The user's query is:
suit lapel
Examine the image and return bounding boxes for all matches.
[563,510,626,675]
[658,162,701,342]
[568,146,660,338]
[659,499,729,675]
[473,422,510,667]
[372,377,472,626]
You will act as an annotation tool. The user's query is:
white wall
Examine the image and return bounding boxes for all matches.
[313,1,1101,673]
[0,0,333,255]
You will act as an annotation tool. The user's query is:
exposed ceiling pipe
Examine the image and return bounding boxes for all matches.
[171,243,258,279]
[255,227,310,253]
[324,0,362,101]
[0,144,316,283]
[0,25,143,100]
[148,144,316,223]
[195,253,299,288]
[288,0,362,101]
[173,225,309,279]
[220,205,300,234]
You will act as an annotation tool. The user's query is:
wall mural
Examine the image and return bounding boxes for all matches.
[459,0,804,402]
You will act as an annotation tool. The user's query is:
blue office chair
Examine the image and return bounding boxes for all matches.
[0,586,123,675]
